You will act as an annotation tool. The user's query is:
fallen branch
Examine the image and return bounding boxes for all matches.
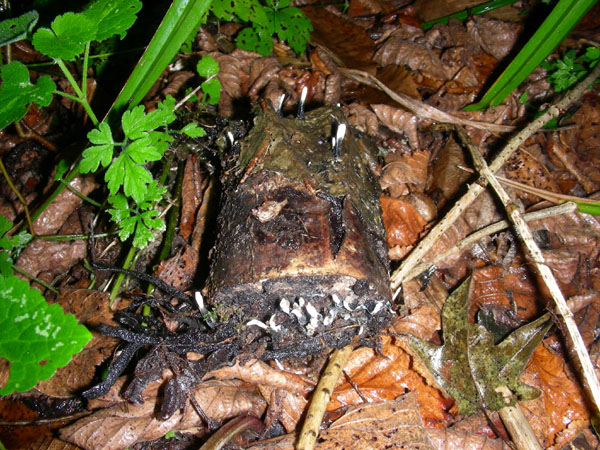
[404,202,577,282]
[296,345,353,450]
[390,59,600,297]
[340,68,514,133]
[457,124,600,415]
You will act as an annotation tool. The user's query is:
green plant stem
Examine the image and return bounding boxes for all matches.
[58,179,103,208]
[36,231,115,241]
[12,265,59,295]
[82,42,90,101]
[157,161,183,263]
[421,0,518,30]
[55,58,99,126]
[0,158,35,236]
[109,243,136,302]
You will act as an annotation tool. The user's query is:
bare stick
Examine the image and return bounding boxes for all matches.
[296,345,353,450]
[391,60,600,298]
[404,202,577,282]
[496,386,543,450]
[458,125,600,413]
[340,68,514,133]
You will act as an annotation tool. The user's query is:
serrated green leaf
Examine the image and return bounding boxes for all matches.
[0,216,32,253]
[0,10,39,46]
[122,158,152,203]
[0,61,56,130]
[408,277,551,414]
[32,12,95,61]
[201,78,222,105]
[83,0,142,41]
[196,55,220,78]
[236,25,273,56]
[0,275,92,395]
[180,122,206,138]
[144,180,168,203]
[0,253,13,277]
[125,136,161,164]
[122,102,176,141]
[105,153,127,194]
[272,7,312,54]
[118,216,137,241]
[81,123,115,172]
[121,105,147,140]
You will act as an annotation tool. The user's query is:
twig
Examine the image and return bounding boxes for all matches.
[390,58,600,297]
[404,202,577,282]
[296,345,353,450]
[0,158,35,236]
[496,386,543,450]
[339,68,514,133]
[457,124,600,414]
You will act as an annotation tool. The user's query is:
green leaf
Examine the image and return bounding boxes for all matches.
[121,99,176,140]
[272,6,312,54]
[576,201,600,216]
[196,55,219,78]
[111,0,212,116]
[211,0,237,21]
[0,61,56,130]
[53,159,70,181]
[0,10,39,46]
[81,122,115,172]
[126,136,161,164]
[122,158,153,203]
[408,277,551,414]
[201,78,222,105]
[236,25,273,56]
[180,122,206,138]
[467,0,597,109]
[32,12,95,61]
[235,0,269,27]
[105,153,127,195]
[83,0,142,41]
[0,275,92,395]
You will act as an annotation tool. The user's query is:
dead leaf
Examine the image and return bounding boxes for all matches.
[374,38,449,80]
[302,6,376,73]
[248,394,436,449]
[428,136,470,208]
[155,244,199,293]
[380,195,427,250]
[466,17,520,60]
[180,154,207,239]
[393,305,441,341]
[381,149,429,194]
[520,342,591,449]
[61,379,266,450]
[427,428,510,450]
[372,104,420,149]
[504,149,561,206]
[330,336,452,427]
[409,277,551,415]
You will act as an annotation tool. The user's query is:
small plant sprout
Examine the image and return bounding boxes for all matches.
[297,86,308,119]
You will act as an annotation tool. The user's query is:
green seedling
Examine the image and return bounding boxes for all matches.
[421,0,518,30]
[211,0,313,56]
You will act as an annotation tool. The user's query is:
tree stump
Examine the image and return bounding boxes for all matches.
[208,101,392,353]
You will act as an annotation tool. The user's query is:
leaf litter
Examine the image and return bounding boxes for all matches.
[2,0,600,449]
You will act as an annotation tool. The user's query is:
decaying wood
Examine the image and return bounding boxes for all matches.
[208,101,392,350]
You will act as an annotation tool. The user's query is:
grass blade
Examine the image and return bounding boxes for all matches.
[465,0,596,110]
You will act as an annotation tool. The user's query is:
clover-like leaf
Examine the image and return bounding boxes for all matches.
[236,25,273,56]
[81,122,115,172]
[0,275,92,395]
[0,61,56,130]
[32,12,95,61]
[201,78,222,105]
[83,0,142,42]
[197,55,220,78]
[0,10,39,46]
[408,277,551,414]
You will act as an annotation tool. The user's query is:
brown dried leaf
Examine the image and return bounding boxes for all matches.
[466,17,520,60]
[161,70,194,98]
[302,6,376,73]
[374,38,448,80]
[33,175,97,235]
[381,149,429,194]
[345,103,379,136]
[519,343,590,449]
[180,154,207,239]
[393,305,441,341]
[428,136,470,208]
[372,104,420,149]
[504,149,560,206]
[247,394,435,449]
[427,428,510,450]
[347,0,396,16]
[257,385,308,432]
[330,337,452,428]
[61,380,266,450]
[155,244,198,293]
[380,196,427,249]
[30,436,82,450]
